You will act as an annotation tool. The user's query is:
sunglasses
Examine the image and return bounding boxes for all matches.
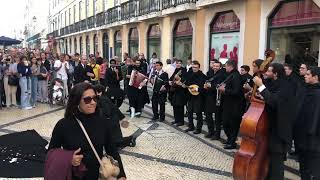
[82,96,97,104]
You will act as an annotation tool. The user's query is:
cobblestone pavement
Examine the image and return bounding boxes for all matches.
[0,97,300,180]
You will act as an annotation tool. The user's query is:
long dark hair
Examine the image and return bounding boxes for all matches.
[64,82,96,119]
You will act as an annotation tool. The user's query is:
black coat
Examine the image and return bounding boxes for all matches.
[48,110,126,179]
[294,83,320,152]
[152,70,169,104]
[221,69,244,119]
[73,64,94,84]
[204,68,226,113]
[98,94,125,144]
[105,67,124,99]
[185,71,207,113]
[260,78,296,145]
[169,68,188,107]
[241,73,253,87]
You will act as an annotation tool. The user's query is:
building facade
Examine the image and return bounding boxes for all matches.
[47,0,320,70]
[24,0,50,49]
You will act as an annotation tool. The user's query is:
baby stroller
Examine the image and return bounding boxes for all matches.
[48,78,66,106]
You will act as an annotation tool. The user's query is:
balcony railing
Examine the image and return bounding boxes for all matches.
[60,28,65,36]
[121,0,137,21]
[50,0,197,37]
[87,16,95,29]
[162,0,197,9]
[74,22,80,32]
[80,19,87,31]
[138,0,161,16]
[96,12,105,27]
[106,6,120,24]
[65,26,70,35]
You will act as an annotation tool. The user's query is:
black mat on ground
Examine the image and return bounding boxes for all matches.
[0,130,48,178]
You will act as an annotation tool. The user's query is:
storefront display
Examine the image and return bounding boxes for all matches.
[147,24,161,60]
[173,19,193,63]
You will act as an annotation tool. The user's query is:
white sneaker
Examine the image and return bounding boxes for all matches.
[23,106,32,110]
[130,107,135,118]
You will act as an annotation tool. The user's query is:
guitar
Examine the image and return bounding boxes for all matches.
[176,76,215,96]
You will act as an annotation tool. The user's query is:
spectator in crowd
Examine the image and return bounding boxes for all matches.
[17,56,32,110]
[30,57,40,107]
[74,55,94,84]
[38,56,49,103]
[88,55,100,85]
[54,54,70,99]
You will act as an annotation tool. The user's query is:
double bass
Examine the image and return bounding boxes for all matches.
[233,49,275,180]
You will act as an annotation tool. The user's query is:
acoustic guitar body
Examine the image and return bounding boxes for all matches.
[233,100,269,180]
[188,84,200,96]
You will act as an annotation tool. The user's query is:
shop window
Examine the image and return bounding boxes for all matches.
[103,33,109,59]
[129,28,139,58]
[114,31,122,58]
[173,19,193,64]
[268,0,320,66]
[209,11,240,65]
[147,24,161,61]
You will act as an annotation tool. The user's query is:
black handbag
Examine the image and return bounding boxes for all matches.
[8,75,19,86]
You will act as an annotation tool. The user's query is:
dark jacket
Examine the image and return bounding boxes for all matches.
[260,78,296,146]
[204,68,226,113]
[294,83,320,152]
[48,110,126,179]
[221,69,244,118]
[17,63,32,77]
[44,149,86,180]
[105,67,123,89]
[185,70,207,113]
[97,94,126,144]
[169,67,188,107]
[74,64,94,84]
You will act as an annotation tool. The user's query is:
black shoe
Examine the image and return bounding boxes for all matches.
[171,121,177,125]
[211,135,221,140]
[224,143,236,150]
[126,109,130,113]
[185,128,194,132]
[159,119,165,122]
[221,139,229,145]
[176,123,184,127]
[151,116,159,121]
[193,130,201,134]
[129,136,137,147]
[205,133,213,138]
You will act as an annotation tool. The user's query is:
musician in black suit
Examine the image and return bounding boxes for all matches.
[150,61,169,122]
[253,63,296,179]
[184,61,207,134]
[105,59,124,107]
[169,60,187,126]
[73,55,95,84]
[204,60,226,140]
[127,59,150,117]
[218,60,244,149]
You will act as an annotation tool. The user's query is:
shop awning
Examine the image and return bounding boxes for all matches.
[0,36,22,46]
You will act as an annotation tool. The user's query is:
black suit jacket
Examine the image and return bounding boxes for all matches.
[74,64,94,84]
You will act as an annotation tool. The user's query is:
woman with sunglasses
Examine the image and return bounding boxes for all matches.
[48,82,126,180]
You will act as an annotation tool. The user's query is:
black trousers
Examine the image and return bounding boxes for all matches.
[152,93,166,120]
[110,98,123,108]
[173,106,184,124]
[266,152,286,180]
[115,136,133,149]
[298,151,320,180]
[223,116,241,144]
[187,111,203,130]
[214,109,222,137]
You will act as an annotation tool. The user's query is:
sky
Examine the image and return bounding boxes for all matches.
[0,0,26,39]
